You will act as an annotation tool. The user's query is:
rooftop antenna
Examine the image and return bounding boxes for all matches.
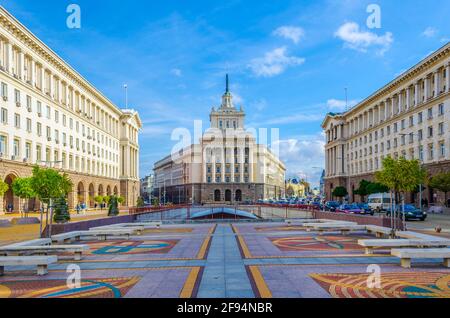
[123,84,128,108]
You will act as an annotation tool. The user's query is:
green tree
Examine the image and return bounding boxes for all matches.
[354,180,371,202]
[94,195,104,209]
[108,196,119,216]
[117,196,125,205]
[11,177,36,217]
[30,166,73,228]
[366,182,390,195]
[0,179,9,214]
[429,172,450,204]
[53,196,70,223]
[136,197,145,207]
[332,186,348,202]
[375,157,427,204]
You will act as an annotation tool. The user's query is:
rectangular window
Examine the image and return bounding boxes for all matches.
[26,95,32,111]
[46,105,51,119]
[0,135,7,155]
[1,108,7,124]
[14,113,20,128]
[1,82,7,99]
[439,122,444,135]
[25,142,31,160]
[37,101,42,116]
[14,89,20,104]
[26,118,32,133]
[428,108,433,120]
[37,123,42,136]
[46,126,51,139]
[439,103,444,116]
[418,112,423,123]
[440,142,446,158]
[54,110,59,123]
[428,126,433,138]
[36,145,42,162]
[13,139,20,157]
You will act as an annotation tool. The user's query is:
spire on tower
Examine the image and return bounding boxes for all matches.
[225,74,229,93]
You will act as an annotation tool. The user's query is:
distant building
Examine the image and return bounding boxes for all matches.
[140,175,154,202]
[319,170,325,196]
[153,75,286,204]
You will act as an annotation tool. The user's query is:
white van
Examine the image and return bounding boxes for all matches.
[367,193,392,212]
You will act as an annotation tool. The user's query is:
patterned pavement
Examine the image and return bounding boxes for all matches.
[0,222,449,298]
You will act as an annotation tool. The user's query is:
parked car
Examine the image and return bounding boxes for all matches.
[386,204,427,221]
[337,204,365,214]
[367,193,392,212]
[324,201,341,212]
[351,203,374,215]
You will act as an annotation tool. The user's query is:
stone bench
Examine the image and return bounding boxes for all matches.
[358,239,450,255]
[0,255,58,276]
[396,231,445,241]
[8,238,52,248]
[52,229,136,243]
[0,245,88,261]
[305,224,366,235]
[391,248,450,268]
[366,225,394,238]
[89,225,145,235]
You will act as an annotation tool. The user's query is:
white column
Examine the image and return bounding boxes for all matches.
[39,66,44,91]
[212,149,216,183]
[414,82,419,106]
[6,42,12,73]
[398,92,402,113]
[406,87,410,110]
[424,77,429,101]
[248,148,253,183]
[434,71,440,97]
[240,147,244,182]
[446,63,450,93]
[18,51,25,80]
[30,59,36,86]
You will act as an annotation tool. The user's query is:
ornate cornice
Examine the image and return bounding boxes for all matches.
[0,6,124,116]
[342,43,450,118]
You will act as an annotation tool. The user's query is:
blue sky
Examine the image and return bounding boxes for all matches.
[2,0,449,186]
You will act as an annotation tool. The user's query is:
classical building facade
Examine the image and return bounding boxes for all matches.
[0,7,141,212]
[322,43,450,205]
[153,76,286,204]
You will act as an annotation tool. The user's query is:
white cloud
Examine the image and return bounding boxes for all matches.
[273,26,305,44]
[248,47,305,77]
[170,68,182,77]
[334,22,394,55]
[422,27,438,38]
[326,98,359,111]
[273,137,325,185]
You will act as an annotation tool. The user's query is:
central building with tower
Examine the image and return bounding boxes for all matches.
[153,76,286,204]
